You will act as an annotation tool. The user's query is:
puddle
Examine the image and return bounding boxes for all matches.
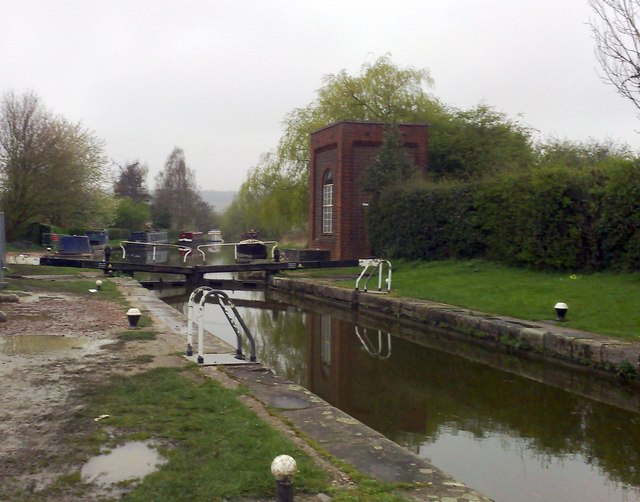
[0,335,86,355]
[81,442,167,485]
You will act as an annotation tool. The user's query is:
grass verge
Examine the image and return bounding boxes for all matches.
[83,366,329,500]
[289,259,640,341]
[66,366,407,501]
[2,270,411,501]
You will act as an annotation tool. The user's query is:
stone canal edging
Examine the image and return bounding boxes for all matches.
[122,277,494,501]
[269,276,640,379]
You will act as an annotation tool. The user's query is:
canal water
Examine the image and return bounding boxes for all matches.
[156,249,640,502]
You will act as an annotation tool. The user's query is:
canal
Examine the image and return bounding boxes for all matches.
[154,250,640,502]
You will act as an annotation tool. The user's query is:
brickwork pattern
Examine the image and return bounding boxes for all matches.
[308,121,428,259]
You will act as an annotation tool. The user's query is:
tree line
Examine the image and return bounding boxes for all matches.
[223,53,637,247]
[3,0,639,261]
[0,91,217,242]
[1,55,636,255]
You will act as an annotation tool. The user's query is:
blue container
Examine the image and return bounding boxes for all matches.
[59,235,92,255]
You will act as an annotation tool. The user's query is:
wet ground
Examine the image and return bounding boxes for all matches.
[0,271,492,501]
[0,275,360,501]
[0,288,126,498]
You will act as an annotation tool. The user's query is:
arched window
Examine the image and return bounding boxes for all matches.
[322,170,333,234]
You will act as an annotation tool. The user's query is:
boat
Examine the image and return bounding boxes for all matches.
[206,229,223,243]
[130,230,169,243]
[123,231,169,263]
[235,230,267,262]
[178,231,204,255]
[205,229,224,252]
[84,229,109,252]
[58,235,93,257]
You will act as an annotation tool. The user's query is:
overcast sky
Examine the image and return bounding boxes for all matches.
[2,0,639,192]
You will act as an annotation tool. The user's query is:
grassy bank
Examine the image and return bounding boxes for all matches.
[83,367,330,501]
[291,259,640,341]
[2,266,413,501]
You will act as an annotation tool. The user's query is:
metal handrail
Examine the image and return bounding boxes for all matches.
[186,286,213,356]
[120,240,191,263]
[195,240,278,262]
[354,326,392,359]
[195,241,239,262]
[186,287,257,363]
[355,259,392,292]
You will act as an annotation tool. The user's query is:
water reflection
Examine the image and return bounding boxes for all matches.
[0,335,84,355]
[162,287,640,502]
[81,441,166,485]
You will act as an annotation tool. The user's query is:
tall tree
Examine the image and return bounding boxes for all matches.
[362,126,419,195]
[0,91,50,239]
[428,105,534,180]
[114,161,149,203]
[152,147,212,230]
[590,0,640,111]
[228,55,443,239]
[278,55,442,181]
[0,91,113,239]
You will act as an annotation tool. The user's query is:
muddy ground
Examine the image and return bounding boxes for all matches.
[0,273,352,502]
[0,279,164,500]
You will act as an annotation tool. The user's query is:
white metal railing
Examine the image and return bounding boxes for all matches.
[355,326,391,359]
[355,259,392,293]
[119,241,190,262]
[195,240,278,263]
[186,286,257,363]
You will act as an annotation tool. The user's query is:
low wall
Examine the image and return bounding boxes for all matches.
[269,276,640,378]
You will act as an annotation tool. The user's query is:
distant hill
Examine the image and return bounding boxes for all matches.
[200,190,236,212]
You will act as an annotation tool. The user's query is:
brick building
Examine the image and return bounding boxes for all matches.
[308,121,429,260]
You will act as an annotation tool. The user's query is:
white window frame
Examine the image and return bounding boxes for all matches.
[322,172,333,234]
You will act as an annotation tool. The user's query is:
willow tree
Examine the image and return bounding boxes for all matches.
[278,54,443,180]
[229,55,443,239]
[222,152,309,241]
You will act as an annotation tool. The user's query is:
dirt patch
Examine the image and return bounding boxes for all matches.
[0,284,182,500]
[0,279,353,501]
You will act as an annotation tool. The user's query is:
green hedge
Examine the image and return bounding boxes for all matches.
[370,182,484,260]
[599,162,640,269]
[369,161,640,271]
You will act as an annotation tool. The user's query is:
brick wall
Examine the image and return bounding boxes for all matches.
[308,121,428,259]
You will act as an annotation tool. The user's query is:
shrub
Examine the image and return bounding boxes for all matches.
[368,160,640,271]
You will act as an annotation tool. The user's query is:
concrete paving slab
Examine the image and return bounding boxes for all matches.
[225,367,491,500]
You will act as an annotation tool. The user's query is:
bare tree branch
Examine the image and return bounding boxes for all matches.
[590,0,640,111]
